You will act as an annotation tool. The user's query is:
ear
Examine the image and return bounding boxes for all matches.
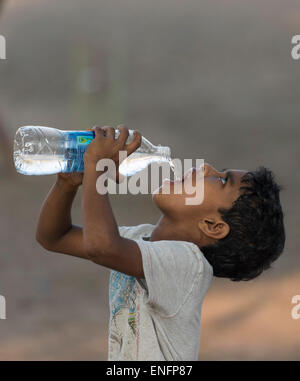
[198,218,230,240]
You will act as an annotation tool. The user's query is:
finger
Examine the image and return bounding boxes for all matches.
[102,126,115,139]
[116,125,129,147]
[92,126,105,138]
[125,130,142,156]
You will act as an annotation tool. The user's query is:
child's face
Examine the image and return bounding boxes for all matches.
[152,163,248,224]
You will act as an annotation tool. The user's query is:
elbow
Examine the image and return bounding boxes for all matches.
[36,236,49,251]
[35,232,54,252]
[35,231,45,247]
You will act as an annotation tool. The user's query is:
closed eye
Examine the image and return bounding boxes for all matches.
[219,176,228,185]
[219,168,229,186]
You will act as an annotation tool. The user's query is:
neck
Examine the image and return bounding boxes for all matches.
[150,215,202,246]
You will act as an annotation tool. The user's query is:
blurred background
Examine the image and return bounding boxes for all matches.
[0,0,299,360]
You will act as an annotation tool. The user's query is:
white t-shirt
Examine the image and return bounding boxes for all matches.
[108,224,213,361]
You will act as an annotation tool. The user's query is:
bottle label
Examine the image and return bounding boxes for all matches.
[63,131,94,172]
[77,136,94,145]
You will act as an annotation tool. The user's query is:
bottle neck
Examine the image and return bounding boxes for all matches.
[156,145,171,159]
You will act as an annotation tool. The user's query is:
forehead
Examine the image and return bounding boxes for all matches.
[222,168,248,185]
[233,169,248,178]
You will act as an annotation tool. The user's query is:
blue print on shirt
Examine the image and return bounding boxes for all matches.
[109,271,137,317]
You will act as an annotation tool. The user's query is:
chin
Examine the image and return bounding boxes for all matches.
[151,186,166,208]
[151,187,162,204]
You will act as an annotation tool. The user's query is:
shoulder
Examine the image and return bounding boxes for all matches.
[118,224,155,239]
[139,238,213,277]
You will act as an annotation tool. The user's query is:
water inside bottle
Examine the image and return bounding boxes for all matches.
[119,152,170,177]
[14,154,68,175]
[119,153,182,179]
[13,126,68,175]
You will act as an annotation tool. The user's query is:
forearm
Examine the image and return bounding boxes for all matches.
[82,164,121,259]
[36,178,79,249]
[82,162,144,277]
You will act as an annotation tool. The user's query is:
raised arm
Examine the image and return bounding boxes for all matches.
[36,172,87,259]
[82,125,145,278]
[36,124,145,277]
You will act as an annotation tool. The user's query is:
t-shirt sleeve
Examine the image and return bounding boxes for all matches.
[118,224,155,239]
[118,225,133,238]
[135,239,204,317]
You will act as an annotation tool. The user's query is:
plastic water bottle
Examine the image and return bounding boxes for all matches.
[13,126,172,176]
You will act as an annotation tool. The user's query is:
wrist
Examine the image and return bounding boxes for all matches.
[83,154,97,167]
[55,177,80,192]
[84,159,102,174]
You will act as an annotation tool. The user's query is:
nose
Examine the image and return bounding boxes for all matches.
[202,163,222,177]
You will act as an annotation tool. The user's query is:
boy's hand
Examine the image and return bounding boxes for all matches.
[83,125,142,180]
[57,172,84,189]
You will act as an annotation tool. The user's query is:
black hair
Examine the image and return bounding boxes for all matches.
[201,166,285,281]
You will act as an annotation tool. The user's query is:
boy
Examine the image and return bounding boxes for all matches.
[36,125,285,361]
